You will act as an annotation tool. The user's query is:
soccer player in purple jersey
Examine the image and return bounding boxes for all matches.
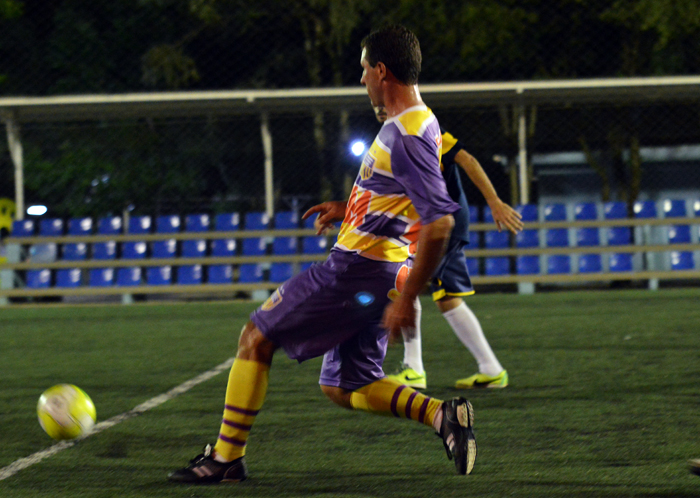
[373,107,524,390]
[168,25,477,484]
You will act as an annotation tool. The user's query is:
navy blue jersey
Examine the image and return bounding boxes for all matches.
[440,129,470,244]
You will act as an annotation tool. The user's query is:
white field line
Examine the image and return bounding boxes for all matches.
[0,356,235,482]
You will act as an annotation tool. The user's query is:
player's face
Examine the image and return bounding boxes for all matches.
[360,48,383,107]
[373,106,388,123]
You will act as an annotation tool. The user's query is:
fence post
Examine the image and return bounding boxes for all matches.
[5,114,24,221]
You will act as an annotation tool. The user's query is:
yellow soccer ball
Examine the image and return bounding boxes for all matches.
[37,384,96,440]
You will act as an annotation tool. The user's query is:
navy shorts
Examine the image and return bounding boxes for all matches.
[428,237,475,301]
[251,250,412,391]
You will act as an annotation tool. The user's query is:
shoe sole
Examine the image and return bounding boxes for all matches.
[457,401,477,475]
[455,382,507,389]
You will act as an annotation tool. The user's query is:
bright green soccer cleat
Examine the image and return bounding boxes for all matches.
[386,364,427,389]
[455,370,508,389]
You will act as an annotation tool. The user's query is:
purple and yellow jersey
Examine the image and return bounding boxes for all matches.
[334,105,460,263]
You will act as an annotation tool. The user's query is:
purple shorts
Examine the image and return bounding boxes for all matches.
[251,250,411,391]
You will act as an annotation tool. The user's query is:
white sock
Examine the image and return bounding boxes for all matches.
[401,298,424,374]
[443,302,503,376]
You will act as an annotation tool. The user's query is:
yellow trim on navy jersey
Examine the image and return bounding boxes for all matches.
[431,289,476,301]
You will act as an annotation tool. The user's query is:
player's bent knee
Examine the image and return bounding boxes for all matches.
[237,321,276,364]
[320,385,353,409]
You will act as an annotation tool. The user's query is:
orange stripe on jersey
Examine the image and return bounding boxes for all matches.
[343,186,372,228]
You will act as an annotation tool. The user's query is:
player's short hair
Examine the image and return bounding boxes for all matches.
[361,25,421,86]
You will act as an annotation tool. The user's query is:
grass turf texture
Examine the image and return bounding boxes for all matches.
[1,288,699,497]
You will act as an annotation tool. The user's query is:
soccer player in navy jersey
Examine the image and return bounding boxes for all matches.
[168,25,477,484]
[374,106,523,389]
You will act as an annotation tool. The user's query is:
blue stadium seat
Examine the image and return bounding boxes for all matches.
[466,257,479,276]
[575,202,599,247]
[694,200,700,217]
[275,211,299,229]
[12,219,34,237]
[576,228,599,247]
[116,267,142,286]
[300,262,315,272]
[578,254,602,273]
[269,263,293,283]
[62,242,87,261]
[215,213,240,231]
[56,269,81,288]
[671,251,695,270]
[239,264,263,283]
[39,218,64,236]
[515,204,538,250]
[156,215,180,233]
[93,241,117,260]
[668,225,691,244]
[517,204,538,222]
[484,207,510,248]
[26,269,51,288]
[574,202,597,221]
[208,265,233,284]
[182,239,207,258]
[604,201,627,219]
[609,253,633,272]
[67,218,93,235]
[544,203,567,221]
[485,257,509,276]
[122,241,147,259]
[244,212,270,230]
[547,255,571,274]
[185,214,210,232]
[128,216,152,234]
[302,236,327,254]
[607,227,631,245]
[89,268,114,287]
[178,265,203,285]
[468,205,479,223]
[147,266,172,286]
[152,239,177,258]
[272,237,297,255]
[516,255,540,275]
[28,243,57,263]
[633,200,657,219]
[211,239,236,256]
[242,237,267,256]
[97,216,122,234]
[664,200,691,243]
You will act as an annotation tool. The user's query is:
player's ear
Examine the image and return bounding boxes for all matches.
[376,61,388,80]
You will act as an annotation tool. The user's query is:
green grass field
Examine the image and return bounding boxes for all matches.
[1,288,700,497]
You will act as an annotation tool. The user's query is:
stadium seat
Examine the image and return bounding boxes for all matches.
[671,251,695,270]
[185,214,210,232]
[178,265,202,285]
[89,268,114,287]
[215,213,240,231]
[182,239,207,258]
[547,255,571,274]
[516,255,540,275]
[604,201,631,245]
[609,253,633,272]
[466,257,479,276]
[12,219,35,237]
[116,267,142,286]
[274,211,299,229]
[156,215,180,233]
[517,204,538,222]
[574,202,599,247]
[208,265,233,284]
[633,200,657,219]
[39,218,64,236]
[574,202,597,221]
[485,257,509,276]
[301,236,327,254]
[122,241,147,259]
[128,216,152,234]
[300,262,315,272]
[468,205,479,223]
[664,200,691,243]
[272,236,297,255]
[93,241,117,260]
[270,262,293,283]
[26,269,51,288]
[483,207,510,248]
[56,268,81,288]
[67,218,93,235]
[62,242,87,261]
[152,239,177,258]
[239,263,263,283]
[146,266,172,285]
[242,237,267,256]
[211,238,236,256]
[466,205,480,249]
[28,243,57,263]
[694,200,700,217]
[578,254,602,273]
[243,212,269,256]
[244,212,270,230]
[97,216,122,234]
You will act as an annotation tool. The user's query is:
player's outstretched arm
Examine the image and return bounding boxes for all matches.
[302,201,347,235]
[454,149,524,234]
[382,213,454,342]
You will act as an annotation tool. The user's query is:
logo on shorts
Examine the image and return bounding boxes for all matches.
[387,264,411,301]
[261,286,284,311]
[355,291,375,306]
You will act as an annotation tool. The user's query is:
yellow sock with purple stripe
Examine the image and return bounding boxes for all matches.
[349,377,442,428]
[213,358,269,461]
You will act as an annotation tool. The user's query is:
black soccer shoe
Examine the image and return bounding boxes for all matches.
[438,397,477,475]
[168,444,248,484]
[690,459,700,476]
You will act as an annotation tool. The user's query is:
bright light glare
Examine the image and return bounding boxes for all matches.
[27,205,48,216]
[350,141,366,157]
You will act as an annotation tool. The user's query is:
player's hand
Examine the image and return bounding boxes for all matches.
[488,199,524,235]
[382,294,416,344]
[302,201,347,235]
